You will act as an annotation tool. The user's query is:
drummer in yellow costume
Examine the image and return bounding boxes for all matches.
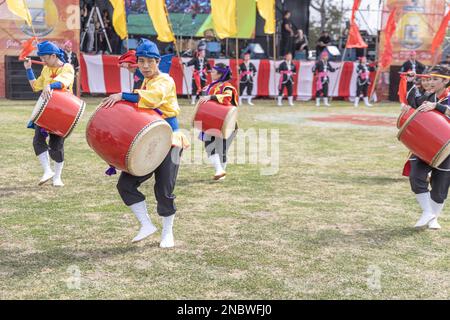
[101,39,188,248]
[24,41,75,187]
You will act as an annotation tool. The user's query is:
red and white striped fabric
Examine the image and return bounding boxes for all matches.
[80,54,375,99]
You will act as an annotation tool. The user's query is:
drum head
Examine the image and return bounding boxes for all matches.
[222,106,238,139]
[29,93,48,122]
[126,120,173,176]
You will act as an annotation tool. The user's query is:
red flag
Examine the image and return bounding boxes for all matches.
[346,23,368,48]
[379,9,397,69]
[398,75,407,104]
[346,0,367,49]
[19,37,37,61]
[431,8,450,54]
[350,0,361,23]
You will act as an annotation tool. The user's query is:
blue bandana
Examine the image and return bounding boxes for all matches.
[136,39,161,59]
[37,41,66,63]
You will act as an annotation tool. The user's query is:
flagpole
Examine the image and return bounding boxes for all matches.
[235,1,240,98]
[163,2,191,100]
[272,0,277,102]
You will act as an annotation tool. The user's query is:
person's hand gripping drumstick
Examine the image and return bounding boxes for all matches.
[100,93,123,109]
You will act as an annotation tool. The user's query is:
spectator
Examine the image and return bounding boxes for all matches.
[62,40,80,95]
[280,10,295,57]
[294,29,309,60]
[400,51,426,74]
[316,30,331,59]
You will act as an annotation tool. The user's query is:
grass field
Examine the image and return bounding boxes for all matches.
[1,98,449,299]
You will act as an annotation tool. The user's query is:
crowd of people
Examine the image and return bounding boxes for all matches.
[80,1,123,55]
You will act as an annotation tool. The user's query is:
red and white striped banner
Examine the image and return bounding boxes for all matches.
[80,54,375,99]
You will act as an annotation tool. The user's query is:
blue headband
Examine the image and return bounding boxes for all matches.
[136,39,161,59]
[37,41,66,63]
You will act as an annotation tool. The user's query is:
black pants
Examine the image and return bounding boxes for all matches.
[316,82,329,98]
[116,147,183,216]
[357,83,369,97]
[279,81,293,97]
[240,81,253,96]
[204,130,237,164]
[33,125,64,162]
[409,155,450,204]
[192,78,206,97]
[281,36,294,56]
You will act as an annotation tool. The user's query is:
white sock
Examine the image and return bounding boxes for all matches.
[416,192,432,214]
[54,161,64,180]
[160,214,175,248]
[209,154,224,175]
[288,96,294,106]
[354,97,360,107]
[277,96,282,106]
[130,201,154,226]
[38,151,53,174]
[316,98,320,106]
[363,96,372,106]
[324,97,330,106]
[191,96,197,105]
[247,97,254,105]
[430,198,445,217]
[239,96,243,105]
[222,162,227,171]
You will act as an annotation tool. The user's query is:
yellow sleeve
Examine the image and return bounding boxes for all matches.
[213,88,233,104]
[136,82,168,109]
[53,64,75,89]
[32,67,47,92]
[135,76,178,115]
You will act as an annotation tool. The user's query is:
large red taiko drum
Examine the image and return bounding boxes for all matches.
[30,89,85,138]
[397,108,450,168]
[86,101,173,176]
[192,100,237,139]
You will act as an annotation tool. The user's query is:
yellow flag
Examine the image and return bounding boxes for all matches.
[146,0,175,43]
[211,0,237,39]
[109,0,128,40]
[256,0,275,34]
[6,0,32,26]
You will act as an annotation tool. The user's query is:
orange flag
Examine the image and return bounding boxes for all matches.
[379,8,397,69]
[346,0,367,48]
[431,8,450,54]
[397,75,407,104]
[19,37,37,60]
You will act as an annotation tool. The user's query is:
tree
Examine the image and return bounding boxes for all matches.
[309,0,349,50]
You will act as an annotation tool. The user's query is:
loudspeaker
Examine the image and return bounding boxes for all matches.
[5,55,42,100]
[324,46,341,61]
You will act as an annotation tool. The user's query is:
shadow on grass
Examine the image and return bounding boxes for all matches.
[0,244,150,278]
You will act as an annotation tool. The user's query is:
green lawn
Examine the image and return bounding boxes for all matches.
[1,98,449,299]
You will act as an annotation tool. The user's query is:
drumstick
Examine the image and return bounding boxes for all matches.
[398,72,430,78]
[21,58,45,65]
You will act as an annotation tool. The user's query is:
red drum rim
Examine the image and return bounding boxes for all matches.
[396,107,410,129]
[29,93,49,123]
[431,141,450,168]
[64,100,86,138]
